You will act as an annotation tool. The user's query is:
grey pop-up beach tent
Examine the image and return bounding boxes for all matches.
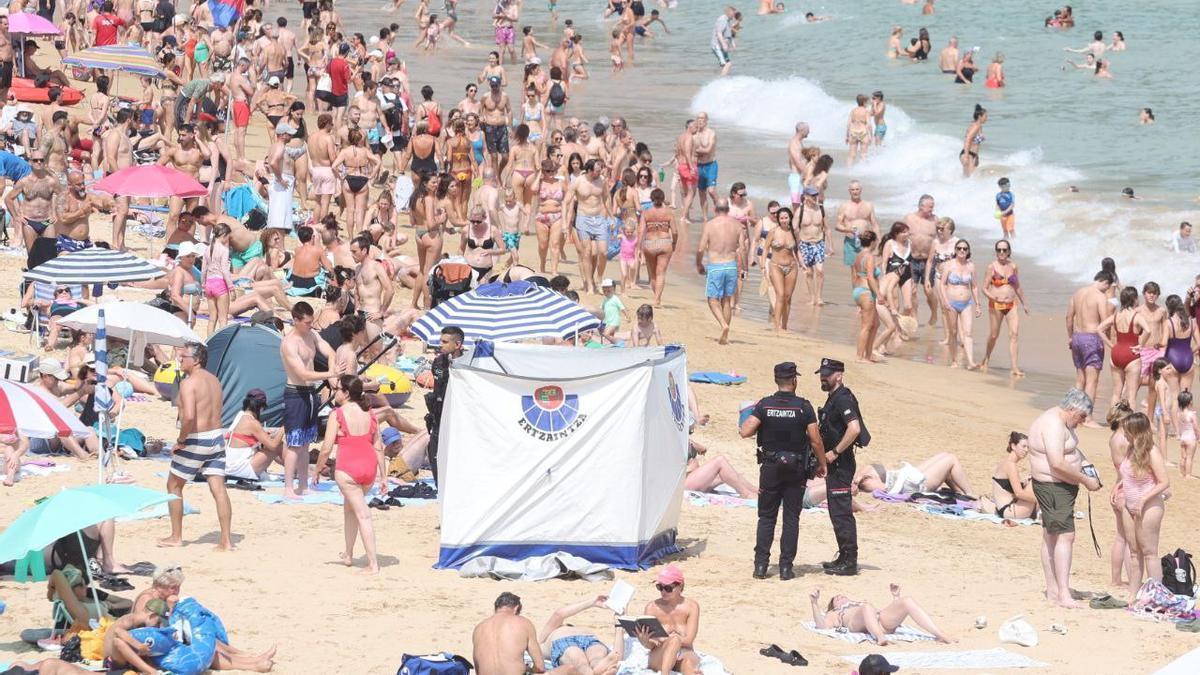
[205,324,285,428]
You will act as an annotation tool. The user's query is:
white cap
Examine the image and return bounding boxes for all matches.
[368,49,384,58]
[38,358,69,380]
[527,56,542,65]
[368,35,380,45]
[267,75,281,87]
[177,241,205,258]
[600,278,615,289]
[173,15,188,26]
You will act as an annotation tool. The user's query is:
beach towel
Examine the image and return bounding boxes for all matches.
[16,463,70,478]
[802,622,936,644]
[116,500,199,522]
[222,184,267,220]
[916,504,1037,526]
[459,552,613,582]
[842,648,1047,669]
[255,483,436,506]
[616,637,730,675]
[689,372,746,385]
[686,491,757,508]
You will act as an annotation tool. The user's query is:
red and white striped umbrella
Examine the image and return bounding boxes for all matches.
[0,380,90,439]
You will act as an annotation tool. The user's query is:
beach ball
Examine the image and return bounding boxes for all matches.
[364,364,412,408]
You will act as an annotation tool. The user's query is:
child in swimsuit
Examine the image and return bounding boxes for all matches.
[1179,391,1196,479]
[618,221,639,291]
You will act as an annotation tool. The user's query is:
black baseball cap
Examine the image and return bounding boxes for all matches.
[859,654,900,675]
[774,362,797,379]
[815,358,845,376]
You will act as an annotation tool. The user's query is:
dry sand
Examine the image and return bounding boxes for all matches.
[0,68,1197,675]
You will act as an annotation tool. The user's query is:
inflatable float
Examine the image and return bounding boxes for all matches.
[129,598,229,675]
[9,77,84,105]
[153,361,182,400]
[364,363,412,408]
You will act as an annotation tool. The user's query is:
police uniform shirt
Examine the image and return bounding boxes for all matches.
[820,386,862,447]
[751,392,817,452]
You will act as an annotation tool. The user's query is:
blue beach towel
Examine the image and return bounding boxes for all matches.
[689,372,747,385]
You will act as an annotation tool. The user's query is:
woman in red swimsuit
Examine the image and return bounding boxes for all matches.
[1099,286,1150,408]
[314,375,387,574]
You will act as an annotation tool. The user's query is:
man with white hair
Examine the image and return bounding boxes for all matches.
[1027,389,1102,608]
[266,122,298,231]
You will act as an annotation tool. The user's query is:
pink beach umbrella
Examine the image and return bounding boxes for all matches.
[7,13,61,36]
[0,380,90,439]
[92,165,208,199]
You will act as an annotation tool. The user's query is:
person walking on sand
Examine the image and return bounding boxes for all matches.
[312,376,387,574]
[1066,271,1115,425]
[280,302,336,500]
[695,198,744,345]
[1028,389,1103,608]
[160,342,233,551]
[561,158,613,295]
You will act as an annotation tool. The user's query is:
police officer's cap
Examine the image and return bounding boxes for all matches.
[773,362,798,379]
[815,358,845,375]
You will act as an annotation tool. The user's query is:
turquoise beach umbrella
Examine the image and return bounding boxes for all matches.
[0,484,175,564]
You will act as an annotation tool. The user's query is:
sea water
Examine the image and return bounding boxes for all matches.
[326,0,1196,295]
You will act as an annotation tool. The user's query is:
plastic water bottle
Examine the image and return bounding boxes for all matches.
[657,169,665,184]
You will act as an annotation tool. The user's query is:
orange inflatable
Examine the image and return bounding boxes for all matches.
[9,77,84,105]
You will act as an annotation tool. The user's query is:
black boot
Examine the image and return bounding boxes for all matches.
[825,557,859,576]
[821,552,844,570]
[779,564,796,581]
[753,563,769,579]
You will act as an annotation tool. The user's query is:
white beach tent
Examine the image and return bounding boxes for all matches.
[435,341,689,570]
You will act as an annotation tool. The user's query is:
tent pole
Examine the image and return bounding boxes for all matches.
[76,530,104,619]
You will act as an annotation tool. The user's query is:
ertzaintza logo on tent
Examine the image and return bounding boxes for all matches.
[519,385,587,441]
[667,372,685,430]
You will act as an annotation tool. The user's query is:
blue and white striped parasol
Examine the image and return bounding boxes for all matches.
[94,309,113,484]
[411,281,601,346]
[23,248,165,285]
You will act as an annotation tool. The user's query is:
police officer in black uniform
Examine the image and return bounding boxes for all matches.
[739,362,828,580]
[815,358,870,576]
[424,325,465,487]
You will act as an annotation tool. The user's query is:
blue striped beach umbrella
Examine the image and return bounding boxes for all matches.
[94,309,113,484]
[23,248,165,285]
[411,281,602,346]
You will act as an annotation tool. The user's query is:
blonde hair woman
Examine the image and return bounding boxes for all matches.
[1116,412,1169,601]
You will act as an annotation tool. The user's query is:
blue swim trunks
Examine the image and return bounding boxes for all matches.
[550,635,608,667]
[705,261,737,299]
[576,213,609,242]
[697,161,719,190]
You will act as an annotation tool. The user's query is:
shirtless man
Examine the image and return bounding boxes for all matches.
[938,37,960,73]
[785,121,809,210]
[835,181,880,281]
[351,234,393,322]
[639,565,701,675]
[308,113,338,222]
[561,159,612,294]
[0,15,13,103]
[161,342,234,551]
[97,109,135,249]
[41,112,73,175]
[279,302,335,499]
[796,186,830,306]
[871,91,887,147]
[845,95,871,165]
[4,151,60,252]
[229,58,256,161]
[1027,389,1102,608]
[1064,31,1106,59]
[276,18,298,91]
[1136,281,1168,385]
[903,194,939,324]
[469,168,502,226]
[695,198,744,345]
[1065,271,1115,420]
[480,76,512,173]
[323,225,356,269]
[157,124,209,242]
[291,226,330,294]
[692,112,719,220]
[55,171,95,253]
[675,119,698,224]
[585,123,610,169]
[472,592,555,675]
[259,26,289,87]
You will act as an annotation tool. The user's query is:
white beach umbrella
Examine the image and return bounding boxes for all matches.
[57,303,201,350]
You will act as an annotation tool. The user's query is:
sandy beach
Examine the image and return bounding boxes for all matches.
[1,1,1198,673]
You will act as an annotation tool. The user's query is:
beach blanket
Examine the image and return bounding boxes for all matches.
[17,462,70,479]
[117,500,200,522]
[689,372,746,385]
[916,504,1037,526]
[459,552,613,582]
[802,622,936,644]
[616,637,730,675]
[255,482,435,506]
[842,648,1047,669]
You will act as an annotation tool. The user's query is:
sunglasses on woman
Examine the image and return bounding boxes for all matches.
[655,583,678,592]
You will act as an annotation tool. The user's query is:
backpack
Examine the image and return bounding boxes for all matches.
[396,652,473,675]
[1162,548,1196,596]
[548,81,567,107]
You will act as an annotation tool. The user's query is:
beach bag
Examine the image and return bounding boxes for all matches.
[548,81,567,107]
[1162,548,1196,596]
[1131,578,1196,620]
[316,72,332,93]
[397,652,472,675]
[428,263,474,308]
[78,616,114,661]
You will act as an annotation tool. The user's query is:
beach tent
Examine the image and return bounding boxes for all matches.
[436,342,688,570]
[205,324,285,428]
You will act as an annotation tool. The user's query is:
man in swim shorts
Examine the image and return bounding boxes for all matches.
[538,597,619,673]
[1027,389,1102,608]
[711,6,735,75]
[161,342,234,550]
[696,199,743,344]
[786,121,809,208]
[692,112,719,219]
[1065,271,1114,421]
[228,58,255,160]
[562,159,613,294]
[280,302,336,500]
[480,76,512,173]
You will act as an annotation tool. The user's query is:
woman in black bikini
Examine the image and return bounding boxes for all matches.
[961,104,987,177]
[875,222,913,355]
[286,103,311,208]
[332,129,378,238]
[983,431,1039,520]
[764,207,799,334]
[460,210,502,279]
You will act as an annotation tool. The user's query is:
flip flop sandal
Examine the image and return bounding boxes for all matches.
[384,497,406,507]
[121,561,156,577]
[783,650,809,666]
[1088,594,1128,610]
[759,644,788,660]
[368,498,390,510]
[1177,619,1200,633]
